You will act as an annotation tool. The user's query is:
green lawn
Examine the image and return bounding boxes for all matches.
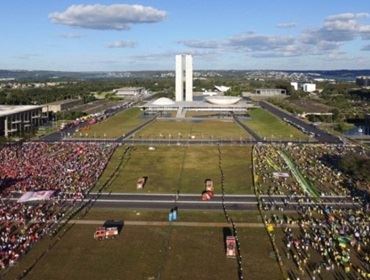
[160,227,238,279]
[245,108,310,141]
[94,145,253,194]
[5,224,278,280]
[74,108,147,139]
[134,119,251,140]
[238,228,281,279]
[6,225,169,280]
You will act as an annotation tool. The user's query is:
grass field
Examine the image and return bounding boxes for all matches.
[93,145,253,194]
[74,108,147,139]
[244,108,310,140]
[290,99,331,113]
[238,228,281,279]
[5,224,279,280]
[134,119,251,140]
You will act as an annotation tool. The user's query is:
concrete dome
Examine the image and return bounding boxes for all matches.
[205,96,241,105]
[152,97,175,106]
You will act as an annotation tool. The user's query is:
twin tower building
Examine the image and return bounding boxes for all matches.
[175,54,193,102]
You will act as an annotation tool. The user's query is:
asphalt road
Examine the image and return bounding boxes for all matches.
[40,126,78,142]
[6,193,360,211]
[83,193,360,210]
[259,101,342,144]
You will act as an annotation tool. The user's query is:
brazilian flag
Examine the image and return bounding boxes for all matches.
[337,236,351,248]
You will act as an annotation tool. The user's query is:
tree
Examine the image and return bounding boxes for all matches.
[339,153,370,182]
[330,108,341,122]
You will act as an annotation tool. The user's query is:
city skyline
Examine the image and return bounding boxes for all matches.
[1,0,370,71]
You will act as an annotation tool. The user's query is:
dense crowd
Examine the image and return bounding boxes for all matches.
[254,144,370,279]
[0,142,116,270]
[62,101,131,134]
[279,204,370,279]
[255,144,368,197]
[0,142,114,198]
[282,144,368,197]
[255,145,302,196]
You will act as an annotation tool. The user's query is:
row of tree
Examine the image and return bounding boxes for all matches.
[0,79,175,105]
[338,152,370,182]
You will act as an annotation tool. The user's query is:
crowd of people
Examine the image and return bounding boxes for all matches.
[280,204,370,279]
[254,143,369,279]
[0,142,116,270]
[255,144,368,197]
[61,101,132,134]
[282,144,368,197]
[255,145,302,196]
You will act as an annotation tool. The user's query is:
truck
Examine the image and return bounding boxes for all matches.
[94,227,119,240]
[226,236,237,258]
[205,179,214,192]
[201,178,215,201]
[201,190,214,201]
[137,177,147,189]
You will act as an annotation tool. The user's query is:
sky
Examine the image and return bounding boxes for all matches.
[1,0,370,71]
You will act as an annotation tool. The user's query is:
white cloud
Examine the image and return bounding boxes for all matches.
[131,49,217,61]
[60,32,82,39]
[178,33,305,58]
[49,4,166,30]
[228,33,295,52]
[302,12,370,43]
[177,40,222,49]
[175,12,370,60]
[106,40,136,48]
[276,22,296,29]
[326,12,368,21]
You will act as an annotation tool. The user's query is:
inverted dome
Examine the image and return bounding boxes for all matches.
[152,97,175,106]
[205,96,241,105]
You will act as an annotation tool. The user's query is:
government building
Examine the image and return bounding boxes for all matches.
[0,105,43,137]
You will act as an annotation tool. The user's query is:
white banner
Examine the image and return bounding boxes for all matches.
[273,172,290,178]
[18,191,54,203]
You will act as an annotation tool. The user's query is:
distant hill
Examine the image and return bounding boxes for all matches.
[283,70,370,80]
[1,69,369,81]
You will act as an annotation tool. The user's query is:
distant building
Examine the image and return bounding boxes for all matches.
[202,91,219,96]
[114,87,146,97]
[200,84,230,97]
[254,88,287,96]
[176,54,193,102]
[313,78,336,83]
[141,96,249,113]
[0,105,43,137]
[42,99,83,113]
[214,85,230,93]
[356,76,370,87]
[290,82,316,92]
[290,82,298,91]
[302,83,316,92]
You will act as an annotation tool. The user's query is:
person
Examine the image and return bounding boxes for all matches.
[0,142,116,270]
